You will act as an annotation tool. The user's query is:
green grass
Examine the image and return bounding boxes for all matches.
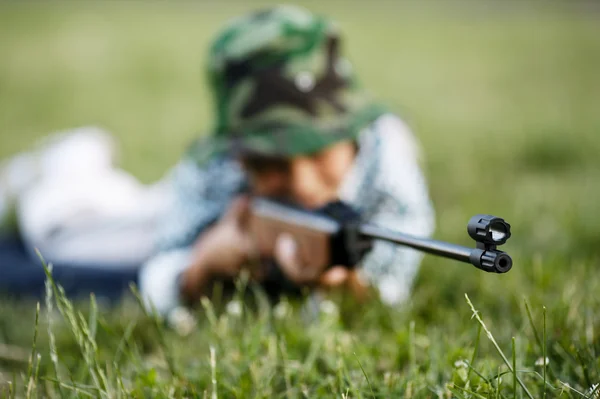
[1,1,600,397]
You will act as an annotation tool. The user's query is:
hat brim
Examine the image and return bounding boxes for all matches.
[229,103,387,157]
[186,103,386,165]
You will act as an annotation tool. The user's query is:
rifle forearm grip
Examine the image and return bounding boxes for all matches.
[317,201,372,268]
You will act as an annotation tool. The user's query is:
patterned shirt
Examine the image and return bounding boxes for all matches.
[139,114,436,315]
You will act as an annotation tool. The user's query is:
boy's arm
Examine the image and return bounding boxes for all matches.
[138,156,246,315]
[347,115,436,305]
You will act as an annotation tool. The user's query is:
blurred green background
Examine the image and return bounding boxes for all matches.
[2,0,599,262]
[1,1,600,395]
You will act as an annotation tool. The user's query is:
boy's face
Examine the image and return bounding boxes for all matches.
[241,141,356,209]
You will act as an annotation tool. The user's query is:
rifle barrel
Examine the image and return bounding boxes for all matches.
[250,197,512,273]
[359,224,472,264]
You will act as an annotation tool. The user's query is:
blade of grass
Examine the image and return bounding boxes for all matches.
[335,350,347,395]
[354,352,376,399]
[513,369,557,390]
[41,378,97,397]
[409,320,416,376]
[465,362,492,385]
[88,293,98,343]
[33,354,41,394]
[130,283,181,380]
[210,346,218,399]
[200,297,219,328]
[25,302,40,399]
[26,302,40,382]
[452,383,488,399]
[543,306,547,399]
[44,262,65,398]
[468,323,482,380]
[448,387,467,399]
[523,299,543,351]
[524,300,556,383]
[512,337,517,399]
[495,366,501,399]
[278,340,294,399]
[575,349,593,390]
[115,365,127,399]
[559,381,589,398]
[465,294,534,399]
[83,293,112,395]
[41,254,105,395]
[589,383,600,398]
[114,319,137,364]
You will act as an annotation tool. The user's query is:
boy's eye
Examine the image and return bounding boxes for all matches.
[241,155,290,175]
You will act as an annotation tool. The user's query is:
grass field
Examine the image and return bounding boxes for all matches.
[1,1,600,397]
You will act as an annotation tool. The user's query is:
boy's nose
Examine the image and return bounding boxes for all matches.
[288,158,331,209]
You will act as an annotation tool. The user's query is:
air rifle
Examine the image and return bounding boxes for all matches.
[248,197,513,274]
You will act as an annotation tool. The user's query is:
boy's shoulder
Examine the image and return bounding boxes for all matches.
[369,113,417,140]
[359,113,422,161]
[169,135,247,195]
[183,134,233,168]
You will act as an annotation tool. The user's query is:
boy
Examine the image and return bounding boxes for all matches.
[139,5,435,316]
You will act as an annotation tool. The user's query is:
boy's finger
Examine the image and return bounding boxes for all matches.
[347,270,370,302]
[274,233,300,279]
[223,195,250,224]
[274,233,317,283]
[319,266,349,287]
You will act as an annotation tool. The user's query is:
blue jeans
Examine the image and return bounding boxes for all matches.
[0,236,139,304]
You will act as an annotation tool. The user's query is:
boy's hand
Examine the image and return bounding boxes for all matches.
[273,233,370,299]
[180,197,261,301]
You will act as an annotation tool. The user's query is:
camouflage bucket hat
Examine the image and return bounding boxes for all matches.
[191,5,386,162]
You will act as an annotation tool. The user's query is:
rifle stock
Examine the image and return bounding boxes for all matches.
[249,199,333,272]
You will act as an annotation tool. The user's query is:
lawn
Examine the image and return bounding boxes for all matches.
[1,1,599,397]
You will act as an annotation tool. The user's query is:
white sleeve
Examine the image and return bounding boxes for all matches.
[357,115,436,305]
[138,157,245,315]
[138,248,193,316]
